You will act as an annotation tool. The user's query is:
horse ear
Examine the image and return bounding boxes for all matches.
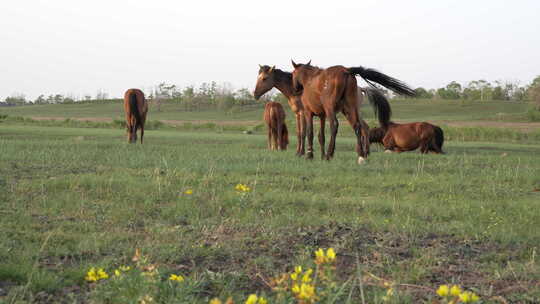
[291,60,298,68]
[259,64,263,68]
[306,59,311,65]
[269,65,275,73]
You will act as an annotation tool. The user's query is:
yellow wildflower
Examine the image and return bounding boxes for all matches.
[326,248,336,262]
[114,269,121,277]
[302,269,313,283]
[245,294,258,304]
[169,274,184,282]
[459,291,480,303]
[315,248,325,264]
[209,299,222,304]
[85,268,98,282]
[235,184,251,192]
[450,285,462,297]
[184,189,193,195]
[292,284,300,294]
[437,284,450,297]
[290,272,298,281]
[97,268,108,279]
[297,283,316,301]
[294,266,302,274]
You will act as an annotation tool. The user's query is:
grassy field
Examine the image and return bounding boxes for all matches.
[1,123,539,303]
[0,99,535,123]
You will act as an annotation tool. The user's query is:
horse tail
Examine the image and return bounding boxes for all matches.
[348,66,416,97]
[434,126,445,153]
[363,87,392,130]
[129,91,142,132]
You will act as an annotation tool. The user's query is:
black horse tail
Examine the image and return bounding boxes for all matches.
[349,66,416,97]
[129,92,142,133]
[434,126,445,153]
[363,87,392,130]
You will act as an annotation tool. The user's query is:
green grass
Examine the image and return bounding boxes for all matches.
[1,99,534,123]
[1,124,539,303]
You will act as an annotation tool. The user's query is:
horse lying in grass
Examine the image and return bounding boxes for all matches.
[369,122,444,154]
[124,88,148,144]
[263,102,289,150]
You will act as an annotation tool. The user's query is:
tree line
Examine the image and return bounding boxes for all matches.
[2,76,540,110]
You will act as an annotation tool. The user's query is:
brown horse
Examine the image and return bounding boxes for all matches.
[254,65,305,155]
[263,102,289,150]
[254,65,372,158]
[369,122,444,154]
[123,88,148,144]
[291,60,415,164]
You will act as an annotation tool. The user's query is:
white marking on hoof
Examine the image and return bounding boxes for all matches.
[384,149,393,153]
[357,156,366,165]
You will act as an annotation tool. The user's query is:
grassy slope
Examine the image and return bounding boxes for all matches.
[1,125,539,303]
[0,99,533,123]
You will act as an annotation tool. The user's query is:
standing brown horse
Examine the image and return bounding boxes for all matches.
[123,88,148,144]
[254,65,305,155]
[291,60,415,164]
[369,122,444,154]
[263,102,289,150]
[254,65,372,158]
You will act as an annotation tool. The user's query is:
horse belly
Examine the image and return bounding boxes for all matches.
[394,134,420,151]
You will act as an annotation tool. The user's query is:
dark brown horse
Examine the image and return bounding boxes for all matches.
[123,88,148,144]
[254,65,305,155]
[263,102,289,150]
[291,60,415,164]
[369,122,444,153]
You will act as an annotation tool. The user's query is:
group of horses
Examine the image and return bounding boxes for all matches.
[122,61,445,163]
[257,61,445,163]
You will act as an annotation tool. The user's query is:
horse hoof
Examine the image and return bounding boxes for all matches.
[384,150,393,153]
[357,157,366,165]
[306,153,314,160]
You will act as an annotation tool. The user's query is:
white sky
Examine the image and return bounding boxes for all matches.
[1,0,539,99]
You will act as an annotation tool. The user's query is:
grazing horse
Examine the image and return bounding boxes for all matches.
[254,65,305,155]
[369,122,444,154]
[263,102,289,150]
[123,88,148,144]
[291,60,415,164]
[254,65,371,158]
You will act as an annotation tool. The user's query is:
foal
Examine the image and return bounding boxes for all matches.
[124,88,148,144]
[263,102,289,150]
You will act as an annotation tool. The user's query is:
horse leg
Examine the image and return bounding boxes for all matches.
[299,112,306,156]
[382,133,395,152]
[305,112,314,159]
[326,112,339,160]
[267,127,272,150]
[318,115,326,160]
[277,122,283,150]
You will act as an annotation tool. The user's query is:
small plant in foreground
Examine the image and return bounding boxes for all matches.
[436,284,480,303]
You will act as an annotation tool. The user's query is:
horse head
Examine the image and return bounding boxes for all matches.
[291,59,311,94]
[254,65,276,100]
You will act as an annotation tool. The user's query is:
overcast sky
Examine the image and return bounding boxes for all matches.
[1,0,539,99]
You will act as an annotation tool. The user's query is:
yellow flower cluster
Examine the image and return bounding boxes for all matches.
[169,274,185,282]
[314,248,336,265]
[291,283,316,302]
[85,267,109,282]
[437,285,480,303]
[290,266,313,283]
[184,189,193,195]
[245,294,267,304]
[235,184,251,192]
[209,298,233,304]
[113,265,131,277]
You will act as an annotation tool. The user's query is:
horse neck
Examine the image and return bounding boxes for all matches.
[273,69,295,98]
